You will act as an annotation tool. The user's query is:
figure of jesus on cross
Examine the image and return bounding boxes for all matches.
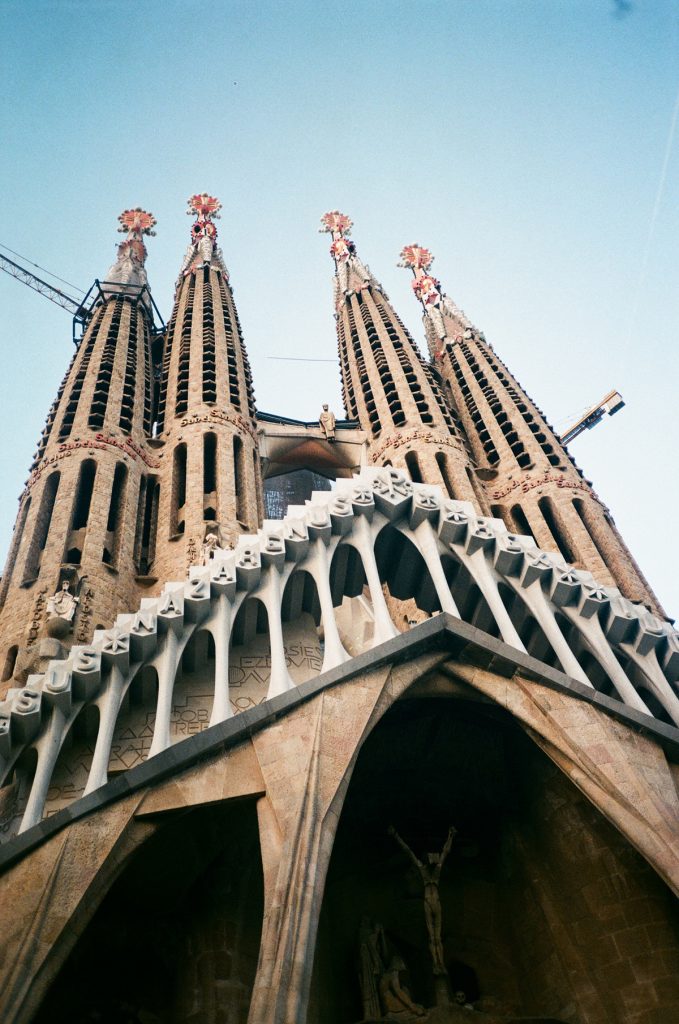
[389,824,457,976]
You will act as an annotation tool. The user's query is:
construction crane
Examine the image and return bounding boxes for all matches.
[0,248,165,344]
[560,390,625,445]
[0,250,93,343]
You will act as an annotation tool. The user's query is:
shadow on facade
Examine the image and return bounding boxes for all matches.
[33,798,263,1024]
[309,697,679,1024]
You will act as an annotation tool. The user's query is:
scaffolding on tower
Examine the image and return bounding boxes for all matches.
[0,248,165,345]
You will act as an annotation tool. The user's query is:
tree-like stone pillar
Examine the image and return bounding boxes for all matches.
[247,666,395,1024]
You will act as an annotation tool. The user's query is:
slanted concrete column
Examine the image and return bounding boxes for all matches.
[208,591,233,726]
[247,665,395,1024]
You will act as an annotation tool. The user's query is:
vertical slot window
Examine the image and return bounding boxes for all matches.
[435,452,456,498]
[0,496,31,604]
[103,463,127,566]
[203,432,217,521]
[234,435,246,525]
[538,496,576,564]
[172,444,187,536]
[64,460,97,565]
[511,504,537,546]
[405,451,423,483]
[23,472,60,582]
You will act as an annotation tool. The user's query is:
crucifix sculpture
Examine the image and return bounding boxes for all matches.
[389,825,457,976]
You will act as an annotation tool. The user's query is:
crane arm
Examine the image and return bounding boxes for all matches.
[560,390,625,445]
[0,252,84,316]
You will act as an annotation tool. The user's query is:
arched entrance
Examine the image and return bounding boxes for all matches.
[309,696,679,1024]
[33,798,264,1024]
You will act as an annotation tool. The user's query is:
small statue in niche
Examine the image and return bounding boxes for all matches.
[46,578,81,638]
[319,404,336,442]
[358,917,387,1019]
[378,955,428,1021]
[388,825,457,976]
[201,529,220,565]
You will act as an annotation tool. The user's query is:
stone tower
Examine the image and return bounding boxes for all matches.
[320,211,480,506]
[151,193,263,584]
[0,209,159,683]
[399,243,663,617]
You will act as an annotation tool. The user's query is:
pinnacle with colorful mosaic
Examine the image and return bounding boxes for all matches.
[115,208,156,265]
[399,243,444,308]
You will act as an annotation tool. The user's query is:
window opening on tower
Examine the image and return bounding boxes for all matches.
[135,476,159,574]
[133,477,148,570]
[203,432,217,521]
[356,293,405,427]
[346,302,380,434]
[103,463,128,566]
[174,278,195,417]
[475,339,565,469]
[156,302,180,433]
[422,362,455,431]
[202,270,217,404]
[233,435,246,525]
[450,349,499,466]
[405,451,423,483]
[119,305,139,434]
[435,452,456,498]
[23,472,60,582]
[0,496,31,605]
[510,503,537,546]
[72,461,97,531]
[33,349,77,467]
[572,498,623,590]
[218,276,242,412]
[253,449,264,522]
[490,504,512,533]
[58,313,101,442]
[1,645,18,683]
[538,496,577,565]
[171,444,187,536]
[372,295,437,426]
[143,323,154,437]
[337,319,358,420]
[63,460,97,565]
[89,299,124,430]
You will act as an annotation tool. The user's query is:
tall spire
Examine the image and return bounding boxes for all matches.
[400,244,663,615]
[151,194,262,585]
[0,208,160,681]
[321,212,479,505]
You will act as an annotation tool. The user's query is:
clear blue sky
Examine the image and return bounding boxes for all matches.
[1,0,678,615]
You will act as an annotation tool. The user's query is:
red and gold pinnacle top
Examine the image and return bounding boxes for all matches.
[398,242,474,358]
[116,207,156,266]
[320,210,357,265]
[188,193,222,220]
[180,193,224,278]
[399,243,444,309]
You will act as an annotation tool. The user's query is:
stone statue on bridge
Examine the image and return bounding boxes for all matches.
[319,403,336,442]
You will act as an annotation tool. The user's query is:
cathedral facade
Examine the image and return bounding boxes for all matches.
[0,198,677,1024]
